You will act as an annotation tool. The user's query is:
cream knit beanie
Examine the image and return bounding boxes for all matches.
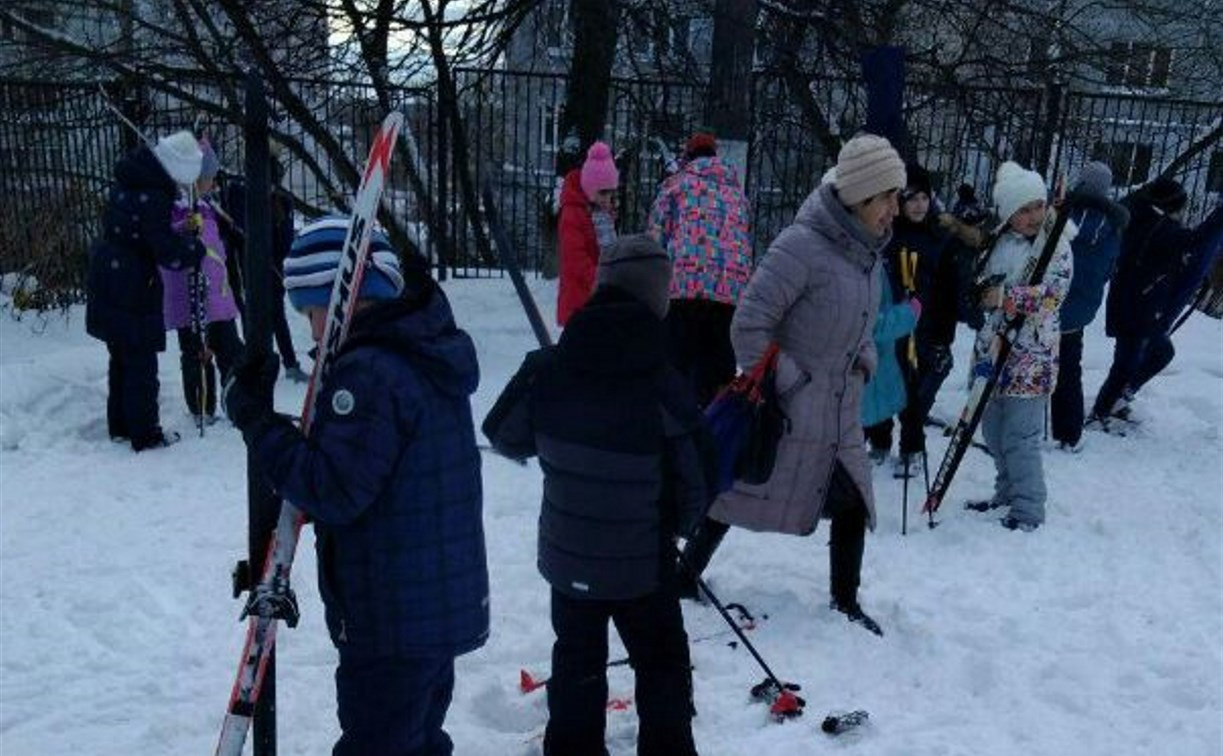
[833,134,906,206]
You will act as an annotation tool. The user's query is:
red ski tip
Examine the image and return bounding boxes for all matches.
[519,669,545,693]
[606,697,633,711]
[921,495,940,514]
[769,690,804,719]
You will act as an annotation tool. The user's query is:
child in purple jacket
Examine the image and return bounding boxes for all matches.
[160,138,244,423]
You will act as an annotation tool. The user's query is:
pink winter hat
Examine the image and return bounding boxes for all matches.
[580,141,619,200]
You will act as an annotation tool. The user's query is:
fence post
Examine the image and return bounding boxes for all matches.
[240,70,280,756]
[1037,80,1067,178]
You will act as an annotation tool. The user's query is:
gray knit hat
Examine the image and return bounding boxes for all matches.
[833,134,906,206]
[596,233,672,319]
[1073,161,1112,198]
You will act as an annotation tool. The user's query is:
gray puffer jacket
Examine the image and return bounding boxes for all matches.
[707,182,886,535]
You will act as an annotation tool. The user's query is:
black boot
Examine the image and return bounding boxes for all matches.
[676,518,730,600]
[830,598,883,636]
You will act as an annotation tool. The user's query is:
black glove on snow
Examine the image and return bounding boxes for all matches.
[222,352,279,432]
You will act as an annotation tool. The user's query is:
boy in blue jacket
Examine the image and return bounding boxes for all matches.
[1050,162,1128,451]
[223,218,490,755]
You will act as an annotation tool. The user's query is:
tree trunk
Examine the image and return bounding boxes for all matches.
[557,0,622,175]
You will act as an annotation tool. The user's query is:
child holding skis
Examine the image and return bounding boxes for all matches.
[484,233,711,756]
[161,138,244,424]
[222,218,490,754]
[966,162,1074,531]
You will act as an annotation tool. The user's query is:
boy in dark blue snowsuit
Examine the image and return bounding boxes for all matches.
[223,218,490,755]
[484,234,712,756]
[1092,180,1223,425]
[86,130,206,450]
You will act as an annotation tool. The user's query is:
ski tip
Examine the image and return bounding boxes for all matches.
[769,690,805,721]
[519,669,545,693]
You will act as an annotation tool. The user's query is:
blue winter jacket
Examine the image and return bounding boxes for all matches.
[250,285,490,659]
[1059,190,1128,332]
[86,145,204,351]
[862,267,917,428]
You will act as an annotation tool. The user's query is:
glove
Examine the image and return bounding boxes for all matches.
[222,352,279,432]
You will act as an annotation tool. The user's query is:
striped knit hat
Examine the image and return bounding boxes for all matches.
[833,134,906,206]
[284,216,404,312]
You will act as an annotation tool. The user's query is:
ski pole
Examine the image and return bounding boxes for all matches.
[676,551,804,720]
[901,454,909,536]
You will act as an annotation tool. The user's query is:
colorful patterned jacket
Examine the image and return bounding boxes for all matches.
[647,156,753,305]
[972,214,1075,398]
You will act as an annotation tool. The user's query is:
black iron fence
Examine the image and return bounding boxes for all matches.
[1,69,1219,301]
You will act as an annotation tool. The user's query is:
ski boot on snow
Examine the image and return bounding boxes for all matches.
[830,599,883,636]
[132,430,181,452]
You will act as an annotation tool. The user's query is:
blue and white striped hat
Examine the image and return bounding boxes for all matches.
[284,216,405,312]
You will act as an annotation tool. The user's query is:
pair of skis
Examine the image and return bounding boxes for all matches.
[922,204,1072,526]
[214,110,404,756]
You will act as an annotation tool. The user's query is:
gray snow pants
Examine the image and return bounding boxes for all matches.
[980,396,1047,526]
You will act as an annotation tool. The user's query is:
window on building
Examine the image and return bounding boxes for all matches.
[1106,42,1172,88]
[1207,151,1223,194]
[541,1,567,50]
[541,105,561,154]
[1092,140,1154,186]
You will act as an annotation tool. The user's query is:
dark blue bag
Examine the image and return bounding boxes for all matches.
[703,344,785,494]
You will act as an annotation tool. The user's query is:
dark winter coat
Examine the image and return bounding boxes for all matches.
[249,286,490,659]
[885,213,955,346]
[1156,203,1223,332]
[1060,190,1129,332]
[707,182,883,535]
[86,145,204,351]
[1106,197,1223,338]
[482,286,713,601]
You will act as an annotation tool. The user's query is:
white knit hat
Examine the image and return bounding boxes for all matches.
[152,130,203,185]
[992,161,1047,225]
[833,134,906,206]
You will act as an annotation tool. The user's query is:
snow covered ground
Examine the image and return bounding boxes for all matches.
[1,278,1220,755]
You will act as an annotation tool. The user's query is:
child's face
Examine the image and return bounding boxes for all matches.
[903,192,930,223]
[591,187,617,213]
[304,307,327,343]
[1009,199,1047,237]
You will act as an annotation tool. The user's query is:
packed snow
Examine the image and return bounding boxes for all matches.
[1,277,1220,755]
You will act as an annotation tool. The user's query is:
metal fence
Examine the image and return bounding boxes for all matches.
[1,70,1219,299]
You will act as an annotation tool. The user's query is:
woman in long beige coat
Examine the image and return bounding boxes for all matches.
[680,134,906,636]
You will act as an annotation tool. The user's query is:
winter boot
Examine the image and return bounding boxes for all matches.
[830,598,883,636]
[892,452,923,479]
[964,497,1006,512]
[1000,515,1040,532]
[284,365,310,383]
[868,446,889,466]
[132,430,182,452]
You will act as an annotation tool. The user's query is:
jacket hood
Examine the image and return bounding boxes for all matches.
[679,156,741,186]
[559,169,589,210]
[114,145,177,193]
[557,287,666,376]
[794,182,891,267]
[343,281,480,398]
[1068,189,1130,232]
